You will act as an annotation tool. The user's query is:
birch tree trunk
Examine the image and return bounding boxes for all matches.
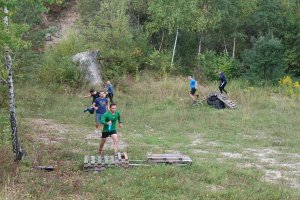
[232,36,236,59]
[223,36,228,55]
[198,38,202,55]
[170,28,179,69]
[3,7,25,161]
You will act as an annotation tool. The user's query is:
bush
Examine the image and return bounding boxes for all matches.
[278,75,300,97]
[196,50,239,81]
[39,31,86,88]
[242,36,285,85]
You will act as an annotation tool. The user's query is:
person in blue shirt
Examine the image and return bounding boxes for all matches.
[218,70,228,94]
[93,91,108,133]
[188,75,198,105]
[106,80,114,103]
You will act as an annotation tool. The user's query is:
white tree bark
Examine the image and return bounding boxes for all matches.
[223,36,228,55]
[232,36,236,59]
[198,38,202,55]
[3,7,25,161]
[170,28,179,69]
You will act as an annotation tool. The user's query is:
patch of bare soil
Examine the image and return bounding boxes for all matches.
[28,118,70,145]
[190,135,300,188]
[45,0,79,47]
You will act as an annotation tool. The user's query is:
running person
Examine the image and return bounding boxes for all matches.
[218,70,228,94]
[99,103,122,155]
[188,75,198,105]
[83,89,100,114]
[106,81,114,103]
[93,91,108,133]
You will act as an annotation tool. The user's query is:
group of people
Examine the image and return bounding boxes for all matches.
[83,81,122,156]
[188,70,228,105]
[83,72,228,155]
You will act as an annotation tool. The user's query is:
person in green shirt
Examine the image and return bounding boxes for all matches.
[99,103,123,155]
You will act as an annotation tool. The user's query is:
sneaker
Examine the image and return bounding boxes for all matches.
[95,129,100,134]
[83,107,88,113]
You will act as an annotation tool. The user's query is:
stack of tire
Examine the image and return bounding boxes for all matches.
[207,95,225,109]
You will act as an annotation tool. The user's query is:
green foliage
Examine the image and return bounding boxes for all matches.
[0,112,10,146]
[243,36,285,85]
[147,50,171,76]
[196,50,239,81]
[39,31,86,88]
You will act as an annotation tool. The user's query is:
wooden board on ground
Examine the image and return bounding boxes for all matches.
[147,153,192,165]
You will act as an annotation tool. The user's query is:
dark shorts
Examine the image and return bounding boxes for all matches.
[102,130,117,138]
[190,88,197,95]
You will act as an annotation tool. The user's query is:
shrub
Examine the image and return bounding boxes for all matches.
[196,50,239,81]
[278,75,300,97]
[39,31,86,88]
[242,36,285,85]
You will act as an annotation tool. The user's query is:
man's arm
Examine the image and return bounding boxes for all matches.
[101,113,109,125]
[92,102,98,110]
[118,113,122,123]
[83,94,91,98]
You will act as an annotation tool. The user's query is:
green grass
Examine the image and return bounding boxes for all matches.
[1,77,300,199]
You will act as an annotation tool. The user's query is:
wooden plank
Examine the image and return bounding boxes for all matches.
[117,152,122,161]
[97,156,102,166]
[147,153,182,158]
[91,156,96,165]
[84,155,89,164]
[110,155,115,165]
[104,156,109,165]
[124,152,128,161]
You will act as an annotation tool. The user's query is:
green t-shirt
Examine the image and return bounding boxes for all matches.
[101,111,122,132]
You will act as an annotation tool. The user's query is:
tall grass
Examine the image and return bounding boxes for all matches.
[0,76,300,199]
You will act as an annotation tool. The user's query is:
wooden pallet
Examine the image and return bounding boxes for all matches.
[147,153,192,165]
[84,152,129,172]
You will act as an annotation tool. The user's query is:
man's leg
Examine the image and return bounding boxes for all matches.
[111,133,119,154]
[219,82,227,94]
[88,107,95,114]
[219,85,223,93]
[95,114,102,133]
[99,138,107,155]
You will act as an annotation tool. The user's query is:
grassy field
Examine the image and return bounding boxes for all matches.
[1,77,300,199]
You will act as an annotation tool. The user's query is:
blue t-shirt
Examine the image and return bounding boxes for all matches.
[190,79,197,89]
[107,84,114,94]
[94,97,108,114]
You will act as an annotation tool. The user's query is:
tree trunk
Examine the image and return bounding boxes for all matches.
[3,7,25,161]
[158,30,164,52]
[170,28,179,69]
[223,36,228,55]
[232,36,236,59]
[198,38,202,55]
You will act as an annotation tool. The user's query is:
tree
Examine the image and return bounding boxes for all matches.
[147,0,198,69]
[243,36,285,84]
[1,5,26,161]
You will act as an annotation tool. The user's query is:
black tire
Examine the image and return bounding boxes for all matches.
[207,95,225,109]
